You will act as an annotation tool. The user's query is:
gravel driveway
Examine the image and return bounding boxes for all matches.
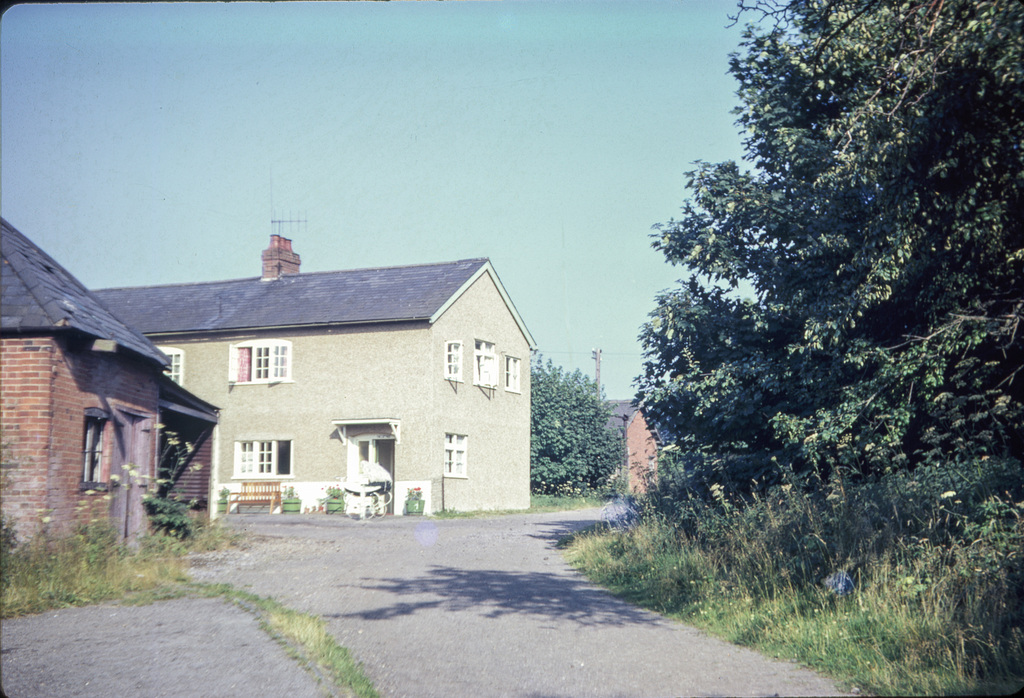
[3,509,850,697]
[203,509,847,697]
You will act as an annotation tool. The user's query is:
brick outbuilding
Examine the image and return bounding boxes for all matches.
[1,219,216,542]
[608,401,662,494]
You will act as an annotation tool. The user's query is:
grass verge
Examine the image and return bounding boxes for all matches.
[563,518,1024,696]
[194,583,379,698]
[0,520,205,617]
[1,519,378,698]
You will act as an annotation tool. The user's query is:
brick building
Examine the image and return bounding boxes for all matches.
[608,401,662,494]
[1,219,217,542]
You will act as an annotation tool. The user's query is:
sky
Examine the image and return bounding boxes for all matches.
[1,1,748,400]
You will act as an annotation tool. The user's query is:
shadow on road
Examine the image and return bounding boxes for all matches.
[336,564,657,627]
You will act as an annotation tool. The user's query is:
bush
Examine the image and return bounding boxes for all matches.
[143,495,196,539]
[530,357,624,494]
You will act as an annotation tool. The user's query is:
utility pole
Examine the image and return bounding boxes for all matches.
[592,348,602,397]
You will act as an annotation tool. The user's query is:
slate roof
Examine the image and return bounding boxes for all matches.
[607,399,665,445]
[92,258,499,335]
[1,218,169,367]
[607,400,638,433]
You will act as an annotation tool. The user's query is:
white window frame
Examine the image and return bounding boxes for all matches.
[444,433,468,478]
[82,415,106,483]
[229,339,293,384]
[504,355,521,393]
[234,440,293,478]
[159,347,184,385]
[445,341,463,382]
[473,340,498,388]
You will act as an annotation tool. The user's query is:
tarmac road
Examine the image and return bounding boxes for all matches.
[1,508,850,697]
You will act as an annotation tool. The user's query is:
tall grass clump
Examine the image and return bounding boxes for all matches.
[565,456,1024,696]
[1,518,240,618]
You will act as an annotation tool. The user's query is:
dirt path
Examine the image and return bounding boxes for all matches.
[192,509,849,697]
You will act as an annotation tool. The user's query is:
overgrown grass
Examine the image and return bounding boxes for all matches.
[1,519,378,697]
[563,458,1024,696]
[0,520,205,617]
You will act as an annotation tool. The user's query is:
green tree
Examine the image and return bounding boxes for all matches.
[639,0,1023,492]
[531,357,623,494]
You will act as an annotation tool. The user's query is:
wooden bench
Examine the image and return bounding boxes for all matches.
[228,482,282,514]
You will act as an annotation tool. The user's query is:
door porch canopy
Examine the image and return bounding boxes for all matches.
[331,418,401,445]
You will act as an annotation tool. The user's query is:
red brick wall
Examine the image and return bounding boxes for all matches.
[1,336,54,537]
[2,334,161,541]
[626,412,659,494]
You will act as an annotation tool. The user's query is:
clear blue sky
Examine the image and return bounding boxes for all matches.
[1,1,747,399]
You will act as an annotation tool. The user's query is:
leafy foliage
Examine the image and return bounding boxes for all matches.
[145,427,202,537]
[639,0,1024,493]
[530,357,623,494]
[155,428,198,499]
[142,495,196,539]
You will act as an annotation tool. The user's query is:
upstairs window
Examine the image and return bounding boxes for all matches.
[474,340,497,388]
[229,340,292,384]
[159,347,184,385]
[505,356,521,393]
[235,440,292,477]
[445,341,463,382]
[444,433,468,478]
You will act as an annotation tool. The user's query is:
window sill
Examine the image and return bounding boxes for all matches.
[232,475,295,480]
[229,379,295,386]
[80,482,109,492]
[443,474,469,480]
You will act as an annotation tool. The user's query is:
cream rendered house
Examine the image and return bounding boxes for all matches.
[96,236,535,515]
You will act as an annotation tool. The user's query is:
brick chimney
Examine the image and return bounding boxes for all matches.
[261,234,301,280]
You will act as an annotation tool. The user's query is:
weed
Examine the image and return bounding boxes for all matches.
[143,494,197,538]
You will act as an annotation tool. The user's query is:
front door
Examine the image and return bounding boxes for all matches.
[352,436,395,514]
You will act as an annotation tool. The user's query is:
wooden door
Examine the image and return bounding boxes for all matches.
[109,411,155,542]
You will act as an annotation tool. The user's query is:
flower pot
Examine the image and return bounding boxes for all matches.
[326,498,345,514]
[282,498,301,513]
[217,500,228,514]
[405,499,425,515]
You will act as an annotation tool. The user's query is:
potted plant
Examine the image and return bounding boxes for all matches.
[217,487,230,515]
[324,485,345,514]
[405,486,425,515]
[281,485,301,514]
